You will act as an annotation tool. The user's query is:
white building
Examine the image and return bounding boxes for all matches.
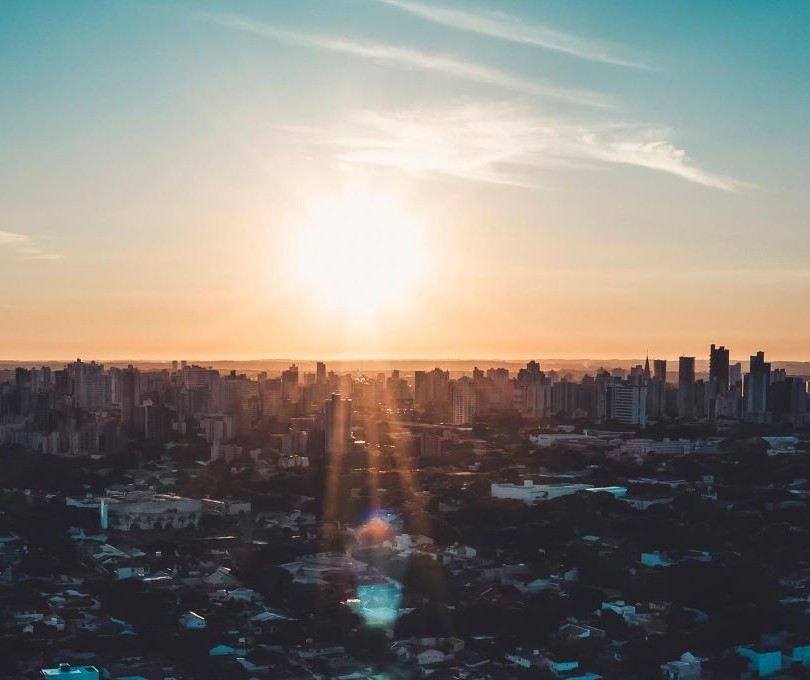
[491,481,591,505]
[200,414,233,444]
[101,493,203,531]
[451,377,477,425]
[530,433,596,448]
[606,381,647,426]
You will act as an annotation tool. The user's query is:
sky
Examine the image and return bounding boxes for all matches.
[1,1,809,361]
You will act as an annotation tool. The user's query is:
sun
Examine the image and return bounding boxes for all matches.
[294,191,426,318]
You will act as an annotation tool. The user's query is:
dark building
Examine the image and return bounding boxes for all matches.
[653,359,667,384]
[771,376,807,426]
[744,351,771,423]
[14,367,33,417]
[677,356,696,419]
[119,366,139,436]
[325,393,352,457]
[709,344,730,390]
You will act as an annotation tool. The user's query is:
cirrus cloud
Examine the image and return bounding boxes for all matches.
[311,103,740,191]
[0,230,61,260]
[374,0,648,69]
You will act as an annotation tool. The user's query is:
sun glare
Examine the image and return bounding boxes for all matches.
[294,191,426,318]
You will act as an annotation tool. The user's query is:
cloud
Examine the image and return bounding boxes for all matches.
[313,103,738,191]
[202,12,608,107]
[0,230,61,260]
[0,230,27,246]
[196,10,736,191]
[374,0,648,68]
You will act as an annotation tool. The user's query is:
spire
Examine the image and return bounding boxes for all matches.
[643,352,651,381]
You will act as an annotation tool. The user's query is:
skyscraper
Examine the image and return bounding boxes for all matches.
[119,365,139,436]
[729,362,743,388]
[451,377,477,425]
[281,364,299,402]
[744,351,771,423]
[771,377,807,426]
[647,359,667,420]
[316,361,326,385]
[709,344,730,390]
[653,360,667,384]
[325,393,352,457]
[678,356,696,419]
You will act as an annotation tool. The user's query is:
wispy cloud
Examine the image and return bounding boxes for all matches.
[0,231,27,246]
[0,230,61,260]
[375,0,648,69]
[202,12,608,107]
[308,103,738,191]
[196,9,736,191]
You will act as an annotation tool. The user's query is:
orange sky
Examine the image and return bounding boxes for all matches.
[2,2,809,361]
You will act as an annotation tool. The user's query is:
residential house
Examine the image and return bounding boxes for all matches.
[660,651,704,680]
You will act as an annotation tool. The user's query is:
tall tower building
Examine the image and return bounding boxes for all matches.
[677,356,696,419]
[281,364,299,402]
[709,344,730,390]
[729,362,743,388]
[653,360,667,384]
[316,361,326,385]
[325,393,352,457]
[646,359,667,420]
[744,351,771,423]
[451,377,477,425]
[119,365,139,436]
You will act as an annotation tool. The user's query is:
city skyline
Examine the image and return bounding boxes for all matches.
[2,2,809,358]
[3,4,810,676]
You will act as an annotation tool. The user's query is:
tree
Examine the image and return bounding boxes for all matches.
[347,625,390,663]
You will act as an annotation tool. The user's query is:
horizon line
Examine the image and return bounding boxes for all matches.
[2,355,809,365]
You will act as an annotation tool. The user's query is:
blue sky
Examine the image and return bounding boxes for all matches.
[1,1,808,359]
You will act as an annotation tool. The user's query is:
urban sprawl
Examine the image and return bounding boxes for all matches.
[1,346,810,679]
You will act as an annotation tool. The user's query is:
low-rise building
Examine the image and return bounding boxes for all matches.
[491,481,591,505]
[100,493,202,531]
[660,651,703,680]
[41,664,99,680]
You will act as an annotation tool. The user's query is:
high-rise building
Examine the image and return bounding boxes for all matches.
[516,361,549,418]
[771,377,807,426]
[260,378,283,418]
[730,362,743,388]
[281,364,299,402]
[316,361,326,385]
[413,368,449,407]
[325,393,352,457]
[644,359,667,421]
[451,377,477,425]
[709,344,730,390]
[67,359,109,409]
[414,371,429,406]
[606,380,647,426]
[551,379,578,417]
[118,366,139,436]
[677,356,696,419]
[744,351,771,423]
[487,367,510,388]
[14,368,32,416]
